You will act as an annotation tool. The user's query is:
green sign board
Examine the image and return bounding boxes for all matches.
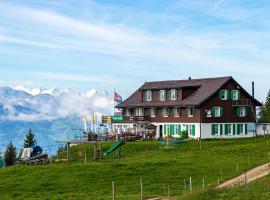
[112,116,123,121]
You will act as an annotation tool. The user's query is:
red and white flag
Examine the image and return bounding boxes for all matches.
[114,92,122,103]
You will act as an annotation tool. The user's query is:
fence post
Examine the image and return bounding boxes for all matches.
[140,177,143,200]
[245,171,247,185]
[167,185,170,200]
[184,178,186,194]
[190,177,192,193]
[202,178,205,190]
[112,181,115,200]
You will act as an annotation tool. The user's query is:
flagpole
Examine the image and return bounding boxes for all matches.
[113,88,115,116]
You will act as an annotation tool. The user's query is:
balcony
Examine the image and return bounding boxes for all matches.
[111,115,150,123]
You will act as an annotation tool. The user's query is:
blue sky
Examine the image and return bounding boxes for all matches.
[0,0,269,101]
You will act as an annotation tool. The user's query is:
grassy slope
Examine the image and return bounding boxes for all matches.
[184,175,270,200]
[0,137,270,199]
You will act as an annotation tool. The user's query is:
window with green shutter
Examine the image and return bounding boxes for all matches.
[220,124,223,135]
[225,124,228,135]
[245,124,248,135]
[177,108,181,116]
[171,108,175,116]
[170,124,174,135]
[164,124,167,135]
[178,124,181,135]
[219,90,228,100]
[211,124,215,135]
[237,124,241,135]
[236,107,240,117]
[233,124,236,135]
[158,91,160,101]
[143,91,147,101]
[220,107,224,117]
[192,125,195,136]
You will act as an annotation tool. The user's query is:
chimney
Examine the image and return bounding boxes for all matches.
[188,77,191,80]
[252,81,254,98]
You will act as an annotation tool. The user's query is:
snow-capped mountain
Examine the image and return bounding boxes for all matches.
[0,86,114,155]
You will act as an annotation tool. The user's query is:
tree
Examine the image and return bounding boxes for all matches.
[4,142,16,166]
[259,90,270,123]
[24,129,36,148]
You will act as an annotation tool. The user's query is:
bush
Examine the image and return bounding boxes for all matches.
[181,130,189,139]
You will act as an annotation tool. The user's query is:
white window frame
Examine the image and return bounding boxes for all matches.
[171,89,177,100]
[187,108,194,118]
[160,90,166,101]
[146,90,152,101]
[126,109,131,116]
[239,124,244,134]
[227,124,232,135]
[150,108,156,117]
[136,108,144,116]
[220,90,228,100]
[232,90,239,100]
[239,107,246,117]
[174,107,180,117]
[163,108,169,117]
[214,107,221,117]
[214,124,219,135]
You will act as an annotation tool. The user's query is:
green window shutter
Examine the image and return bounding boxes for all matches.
[219,91,222,100]
[186,125,189,135]
[170,124,173,135]
[186,108,189,116]
[237,91,240,100]
[245,124,248,135]
[171,108,175,116]
[245,107,248,117]
[164,90,167,100]
[233,124,236,135]
[211,124,215,135]
[177,108,181,116]
[212,107,216,117]
[225,124,228,135]
[220,107,224,117]
[158,91,160,101]
[192,125,195,136]
[154,108,157,115]
[164,124,167,135]
[178,125,181,135]
[162,108,164,116]
[220,124,223,135]
[175,90,178,100]
[236,107,240,117]
[237,124,240,135]
[143,91,147,101]
[168,90,171,100]
[228,90,232,100]
[193,108,196,116]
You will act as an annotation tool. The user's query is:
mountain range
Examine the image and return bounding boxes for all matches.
[0,86,113,155]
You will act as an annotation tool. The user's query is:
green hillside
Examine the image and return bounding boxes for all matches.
[0,137,270,199]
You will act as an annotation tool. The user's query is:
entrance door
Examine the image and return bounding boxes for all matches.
[159,125,163,138]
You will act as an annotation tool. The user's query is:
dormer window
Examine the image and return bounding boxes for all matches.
[145,90,152,101]
[170,89,177,100]
[158,90,166,101]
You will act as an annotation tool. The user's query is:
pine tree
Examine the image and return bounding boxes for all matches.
[24,129,36,148]
[260,90,270,123]
[4,142,17,166]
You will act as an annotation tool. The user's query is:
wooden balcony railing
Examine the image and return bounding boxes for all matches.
[111,115,150,122]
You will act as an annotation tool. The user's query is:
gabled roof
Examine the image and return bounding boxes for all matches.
[116,76,262,108]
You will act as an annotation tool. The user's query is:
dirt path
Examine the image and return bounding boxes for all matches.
[217,162,270,189]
